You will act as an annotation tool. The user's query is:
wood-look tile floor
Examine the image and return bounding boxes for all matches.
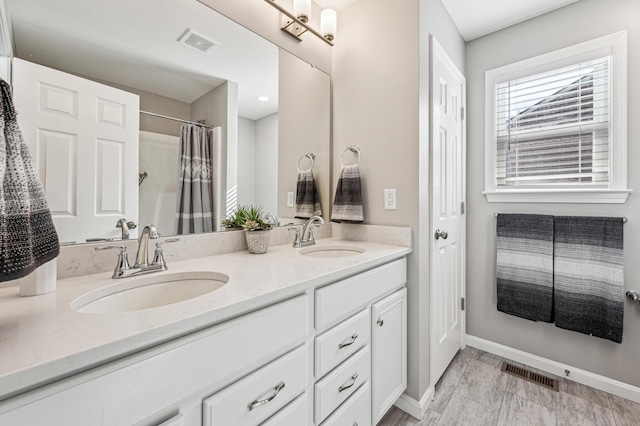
[378,346,640,426]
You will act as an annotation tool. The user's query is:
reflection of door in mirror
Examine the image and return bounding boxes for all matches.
[12,58,139,244]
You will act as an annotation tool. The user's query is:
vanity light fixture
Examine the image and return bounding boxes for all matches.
[293,0,311,23]
[264,0,336,46]
[257,96,270,102]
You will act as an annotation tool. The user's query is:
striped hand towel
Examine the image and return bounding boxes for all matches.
[554,216,624,343]
[294,170,322,219]
[0,79,60,281]
[496,214,554,322]
[331,164,363,223]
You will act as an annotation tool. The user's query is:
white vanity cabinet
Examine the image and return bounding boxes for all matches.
[0,256,408,426]
[314,258,407,425]
[0,296,308,426]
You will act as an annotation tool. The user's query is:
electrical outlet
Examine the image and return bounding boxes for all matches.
[384,189,397,210]
[287,192,294,207]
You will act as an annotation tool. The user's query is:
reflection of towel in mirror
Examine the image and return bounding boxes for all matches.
[331,164,363,223]
[0,78,59,282]
[295,170,322,219]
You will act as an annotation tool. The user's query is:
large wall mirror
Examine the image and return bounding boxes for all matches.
[4,0,330,244]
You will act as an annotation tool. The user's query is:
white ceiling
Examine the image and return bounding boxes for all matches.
[6,0,279,120]
[441,0,582,41]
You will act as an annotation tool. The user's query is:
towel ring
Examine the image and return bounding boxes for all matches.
[297,153,315,173]
[340,145,361,167]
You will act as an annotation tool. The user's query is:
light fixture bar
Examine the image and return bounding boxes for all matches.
[264,0,334,46]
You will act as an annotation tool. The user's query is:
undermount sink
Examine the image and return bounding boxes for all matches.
[299,244,365,258]
[71,271,229,314]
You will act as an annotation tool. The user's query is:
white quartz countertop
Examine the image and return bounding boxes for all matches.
[0,238,410,401]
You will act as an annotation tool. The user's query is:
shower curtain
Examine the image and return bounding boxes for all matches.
[175,124,215,234]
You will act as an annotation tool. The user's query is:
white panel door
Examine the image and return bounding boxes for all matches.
[12,58,139,244]
[430,37,466,387]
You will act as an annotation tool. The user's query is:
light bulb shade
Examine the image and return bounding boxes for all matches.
[293,0,311,23]
[321,9,337,41]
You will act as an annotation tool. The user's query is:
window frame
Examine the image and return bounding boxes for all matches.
[483,31,630,203]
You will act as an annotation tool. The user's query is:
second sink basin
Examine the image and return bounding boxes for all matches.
[71,271,229,314]
[300,244,365,258]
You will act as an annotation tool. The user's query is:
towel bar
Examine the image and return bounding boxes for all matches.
[493,213,627,223]
[340,145,361,167]
[297,153,315,173]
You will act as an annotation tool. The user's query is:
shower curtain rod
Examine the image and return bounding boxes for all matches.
[139,110,215,129]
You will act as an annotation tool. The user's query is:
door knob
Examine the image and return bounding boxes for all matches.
[435,229,448,240]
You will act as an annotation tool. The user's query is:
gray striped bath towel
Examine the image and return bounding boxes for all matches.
[496,214,554,322]
[331,164,363,223]
[554,216,624,343]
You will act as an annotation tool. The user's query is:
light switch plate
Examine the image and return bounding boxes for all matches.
[287,192,294,207]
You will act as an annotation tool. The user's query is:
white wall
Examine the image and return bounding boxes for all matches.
[238,117,256,207]
[466,0,640,387]
[255,113,278,215]
[334,0,465,401]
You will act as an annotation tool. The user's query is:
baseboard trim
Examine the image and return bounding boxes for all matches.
[466,335,640,404]
[393,387,433,420]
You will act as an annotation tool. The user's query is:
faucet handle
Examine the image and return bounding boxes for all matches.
[151,238,180,269]
[288,226,302,248]
[95,246,131,278]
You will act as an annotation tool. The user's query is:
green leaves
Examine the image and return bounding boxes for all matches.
[222,205,272,231]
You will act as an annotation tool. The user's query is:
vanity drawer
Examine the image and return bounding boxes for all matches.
[315,309,370,378]
[203,345,308,426]
[321,381,371,426]
[314,346,370,424]
[315,258,406,332]
[261,392,308,426]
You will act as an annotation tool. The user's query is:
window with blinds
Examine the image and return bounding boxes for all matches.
[495,57,610,188]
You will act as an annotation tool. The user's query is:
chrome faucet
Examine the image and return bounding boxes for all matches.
[264,212,279,227]
[300,215,325,246]
[95,224,179,278]
[134,224,159,267]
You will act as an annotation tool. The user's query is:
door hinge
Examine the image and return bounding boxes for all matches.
[461,297,465,311]
[460,106,465,121]
[461,201,465,214]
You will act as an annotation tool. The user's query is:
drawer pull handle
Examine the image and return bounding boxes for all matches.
[377,318,384,326]
[248,382,285,411]
[338,333,359,349]
[338,373,359,393]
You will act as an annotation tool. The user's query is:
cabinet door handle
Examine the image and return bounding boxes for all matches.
[248,382,285,411]
[338,373,359,393]
[377,318,384,326]
[338,333,359,349]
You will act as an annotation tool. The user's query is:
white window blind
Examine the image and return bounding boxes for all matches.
[495,57,610,188]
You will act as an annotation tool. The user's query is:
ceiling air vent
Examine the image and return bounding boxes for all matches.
[179,29,219,54]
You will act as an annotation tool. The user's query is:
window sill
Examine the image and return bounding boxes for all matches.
[483,189,632,204]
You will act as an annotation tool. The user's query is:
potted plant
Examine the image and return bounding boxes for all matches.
[222,205,272,254]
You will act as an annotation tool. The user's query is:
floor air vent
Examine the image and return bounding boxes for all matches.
[501,362,559,392]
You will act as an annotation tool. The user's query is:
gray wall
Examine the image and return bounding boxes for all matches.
[334,0,464,400]
[278,50,331,221]
[238,117,256,207]
[466,0,640,387]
